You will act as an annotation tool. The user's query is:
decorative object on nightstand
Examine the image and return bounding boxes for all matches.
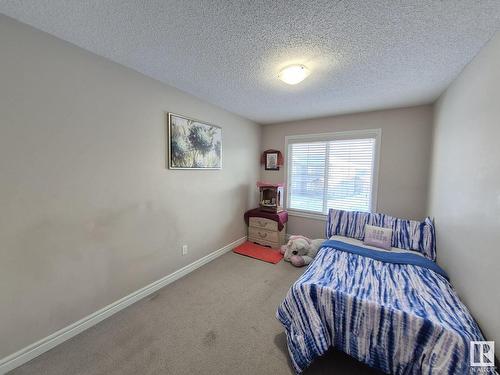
[257,181,284,213]
[244,207,288,249]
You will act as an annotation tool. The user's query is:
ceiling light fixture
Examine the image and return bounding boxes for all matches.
[278,64,310,85]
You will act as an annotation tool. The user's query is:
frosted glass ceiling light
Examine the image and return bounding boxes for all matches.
[278,65,310,85]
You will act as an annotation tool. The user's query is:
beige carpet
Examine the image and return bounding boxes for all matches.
[9,251,381,375]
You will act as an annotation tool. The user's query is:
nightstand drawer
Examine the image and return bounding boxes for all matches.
[249,217,278,231]
[248,227,279,243]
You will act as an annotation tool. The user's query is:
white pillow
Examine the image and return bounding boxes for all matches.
[363,224,392,250]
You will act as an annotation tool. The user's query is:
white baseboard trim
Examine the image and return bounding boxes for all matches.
[0,236,247,374]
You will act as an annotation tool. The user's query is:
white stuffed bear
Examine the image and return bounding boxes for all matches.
[280,235,324,267]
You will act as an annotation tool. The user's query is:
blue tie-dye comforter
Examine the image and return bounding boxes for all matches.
[277,240,492,374]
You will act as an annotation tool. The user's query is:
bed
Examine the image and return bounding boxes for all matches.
[277,209,492,374]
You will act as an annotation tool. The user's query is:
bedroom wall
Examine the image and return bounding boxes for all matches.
[428,31,500,345]
[0,15,260,358]
[260,106,433,238]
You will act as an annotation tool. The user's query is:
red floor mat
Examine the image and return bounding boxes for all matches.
[233,241,283,264]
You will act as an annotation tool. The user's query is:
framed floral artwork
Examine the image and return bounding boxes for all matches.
[168,113,222,169]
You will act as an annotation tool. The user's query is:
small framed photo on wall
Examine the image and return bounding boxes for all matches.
[264,151,280,170]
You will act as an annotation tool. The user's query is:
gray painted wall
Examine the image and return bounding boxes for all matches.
[0,15,260,358]
[428,32,500,345]
[260,106,434,238]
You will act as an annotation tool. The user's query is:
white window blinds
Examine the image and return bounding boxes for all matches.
[287,134,377,214]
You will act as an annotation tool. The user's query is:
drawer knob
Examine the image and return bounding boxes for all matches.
[258,231,268,238]
[258,220,268,227]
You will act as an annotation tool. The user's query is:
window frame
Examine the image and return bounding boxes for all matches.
[284,129,381,220]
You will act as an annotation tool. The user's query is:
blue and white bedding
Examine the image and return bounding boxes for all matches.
[277,236,491,374]
[326,209,437,260]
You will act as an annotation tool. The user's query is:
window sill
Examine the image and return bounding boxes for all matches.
[287,210,327,221]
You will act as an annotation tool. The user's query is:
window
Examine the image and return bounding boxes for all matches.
[286,130,380,216]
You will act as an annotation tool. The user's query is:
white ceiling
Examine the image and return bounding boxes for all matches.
[1,1,500,124]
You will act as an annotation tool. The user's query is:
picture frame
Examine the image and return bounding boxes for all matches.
[264,150,280,170]
[167,112,222,170]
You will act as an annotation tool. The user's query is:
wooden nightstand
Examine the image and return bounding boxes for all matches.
[248,217,286,248]
[244,208,288,249]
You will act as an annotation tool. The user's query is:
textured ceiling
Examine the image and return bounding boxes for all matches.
[1,1,500,124]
